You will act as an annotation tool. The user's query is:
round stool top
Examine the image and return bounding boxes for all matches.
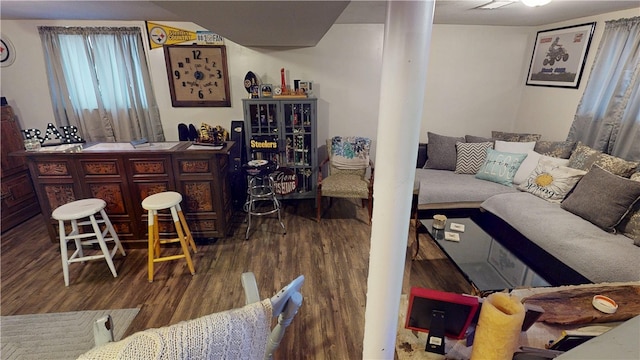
[52,198,107,221]
[243,160,277,176]
[142,191,183,210]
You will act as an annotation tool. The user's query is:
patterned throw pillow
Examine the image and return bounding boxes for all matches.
[534,141,576,159]
[617,172,640,246]
[567,142,639,177]
[454,142,494,174]
[491,131,542,142]
[517,158,586,203]
[561,166,640,232]
[424,132,465,171]
[475,148,527,186]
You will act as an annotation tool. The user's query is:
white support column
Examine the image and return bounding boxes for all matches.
[363,1,435,358]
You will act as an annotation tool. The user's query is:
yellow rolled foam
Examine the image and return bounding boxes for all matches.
[470,292,525,360]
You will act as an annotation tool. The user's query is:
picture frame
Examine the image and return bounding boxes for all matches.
[260,84,273,98]
[526,22,595,89]
[250,85,260,99]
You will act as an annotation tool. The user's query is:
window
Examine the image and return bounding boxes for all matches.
[38,26,164,143]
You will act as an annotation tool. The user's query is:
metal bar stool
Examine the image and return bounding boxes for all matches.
[52,198,126,286]
[244,160,286,240]
[142,191,197,282]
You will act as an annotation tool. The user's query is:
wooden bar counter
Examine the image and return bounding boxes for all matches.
[20,141,234,248]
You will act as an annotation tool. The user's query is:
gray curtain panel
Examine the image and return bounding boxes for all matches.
[39,26,164,143]
[567,16,640,161]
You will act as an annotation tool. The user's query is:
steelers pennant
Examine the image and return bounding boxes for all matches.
[145,21,198,49]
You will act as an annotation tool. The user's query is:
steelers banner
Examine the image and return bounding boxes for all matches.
[145,22,198,49]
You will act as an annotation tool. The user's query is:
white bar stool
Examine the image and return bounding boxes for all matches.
[142,191,197,282]
[51,198,126,287]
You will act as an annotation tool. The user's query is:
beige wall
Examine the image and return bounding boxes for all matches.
[515,8,639,141]
[1,7,637,159]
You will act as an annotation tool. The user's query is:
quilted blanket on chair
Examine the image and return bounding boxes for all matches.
[331,136,371,170]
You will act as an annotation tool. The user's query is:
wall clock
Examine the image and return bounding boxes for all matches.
[0,34,16,67]
[163,45,231,107]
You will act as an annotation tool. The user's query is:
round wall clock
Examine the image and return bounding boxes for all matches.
[163,45,231,107]
[1,34,16,67]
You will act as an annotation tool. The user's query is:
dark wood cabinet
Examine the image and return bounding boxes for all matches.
[1,105,40,232]
[21,142,234,247]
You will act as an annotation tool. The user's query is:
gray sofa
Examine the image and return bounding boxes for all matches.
[414,143,640,286]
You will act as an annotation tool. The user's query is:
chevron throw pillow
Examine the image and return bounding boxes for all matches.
[454,142,494,174]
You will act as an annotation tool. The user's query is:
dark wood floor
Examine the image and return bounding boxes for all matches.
[1,198,472,359]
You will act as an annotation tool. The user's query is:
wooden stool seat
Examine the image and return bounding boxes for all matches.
[142,191,197,282]
[52,198,126,286]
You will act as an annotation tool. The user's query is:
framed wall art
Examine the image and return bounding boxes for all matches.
[525,22,595,89]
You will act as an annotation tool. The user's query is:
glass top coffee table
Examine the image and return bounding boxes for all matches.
[420,217,550,293]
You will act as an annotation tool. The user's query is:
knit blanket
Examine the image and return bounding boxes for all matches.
[331,136,371,170]
[78,299,272,360]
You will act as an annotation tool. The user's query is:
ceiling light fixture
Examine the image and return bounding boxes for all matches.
[476,1,515,10]
[521,0,552,7]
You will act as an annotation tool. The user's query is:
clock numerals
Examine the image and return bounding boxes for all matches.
[191,50,202,60]
[174,70,181,80]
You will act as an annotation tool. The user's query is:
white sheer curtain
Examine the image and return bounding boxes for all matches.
[39,26,164,142]
[567,17,640,161]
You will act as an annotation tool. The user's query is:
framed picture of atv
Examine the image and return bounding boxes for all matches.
[526,22,595,89]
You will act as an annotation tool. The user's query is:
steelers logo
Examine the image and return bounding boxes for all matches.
[150,27,168,46]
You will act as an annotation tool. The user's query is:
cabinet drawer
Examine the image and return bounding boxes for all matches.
[2,172,37,207]
[1,171,40,232]
[33,159,74,178]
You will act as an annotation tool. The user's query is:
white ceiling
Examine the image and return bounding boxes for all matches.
[1,1,638,47]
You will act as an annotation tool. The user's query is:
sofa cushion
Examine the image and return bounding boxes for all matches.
[494,140,536,154]
[561,165,640,232]
[481,192,640,283]
[424,132,464,171]
[534,140,576,159]
[517,158,586,203]
[475,149,527,186]
[491,131,542,142]
[415,169,518,207]
[454,142,493,174]
[567,142,639,177]
[617,172,640,246]
[513,150,570,185]
[465,135,493,143]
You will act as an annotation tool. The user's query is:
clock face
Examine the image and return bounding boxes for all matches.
[0,34,16,67]
[164,45,231,107]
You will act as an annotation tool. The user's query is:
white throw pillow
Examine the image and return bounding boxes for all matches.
[513,150,570,185]
[494,140,536,154]
[517,158,586,203]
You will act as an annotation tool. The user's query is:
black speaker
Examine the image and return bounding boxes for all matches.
[229,121,247,210]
